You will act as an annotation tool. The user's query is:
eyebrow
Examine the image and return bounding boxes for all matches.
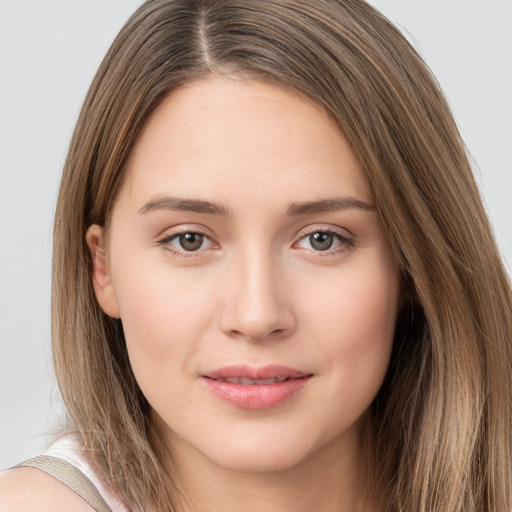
[138,196,230,216]
[138,195,374,217]
[286,197,375,216]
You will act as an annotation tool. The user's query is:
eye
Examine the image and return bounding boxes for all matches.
[295,230,351,252]
[161,231,214,253]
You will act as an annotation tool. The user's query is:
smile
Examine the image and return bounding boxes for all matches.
[202,365,312,409]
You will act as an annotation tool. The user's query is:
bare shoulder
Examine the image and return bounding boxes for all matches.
[0,467,95,512]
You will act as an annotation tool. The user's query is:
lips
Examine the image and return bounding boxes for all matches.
[202,365,312,409]
[213,376,289,385]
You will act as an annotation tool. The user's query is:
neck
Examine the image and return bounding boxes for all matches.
[159,420,376,512]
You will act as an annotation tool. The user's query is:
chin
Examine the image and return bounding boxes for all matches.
[205,441,312,474]
[197,420,345,475]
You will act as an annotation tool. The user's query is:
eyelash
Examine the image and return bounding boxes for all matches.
[157,227,354,257]
[293,228,354,256]
[157,230,217,258]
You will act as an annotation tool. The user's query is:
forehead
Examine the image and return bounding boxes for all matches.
[119,76,372,209]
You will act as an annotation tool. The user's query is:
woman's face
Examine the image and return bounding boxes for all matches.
[88,76,400,474]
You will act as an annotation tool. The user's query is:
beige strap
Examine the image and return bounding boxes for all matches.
[15,455,113,512]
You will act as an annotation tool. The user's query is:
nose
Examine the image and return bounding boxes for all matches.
[218,249,296,342]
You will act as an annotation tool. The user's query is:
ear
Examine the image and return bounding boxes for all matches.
[85,224,120,319]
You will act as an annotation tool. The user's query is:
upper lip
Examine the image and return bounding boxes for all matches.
[203,364,311,380]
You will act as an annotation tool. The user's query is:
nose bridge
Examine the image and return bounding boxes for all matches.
[220,241,295,341]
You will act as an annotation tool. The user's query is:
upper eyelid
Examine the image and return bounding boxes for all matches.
[159,231,216,246]
[157,224,216,240]
[294,224,353,240]
[292,226,355,254]
[157,227,222,257]
[157,232,217,258]
[156,224,353,247]
[294,230,352,246]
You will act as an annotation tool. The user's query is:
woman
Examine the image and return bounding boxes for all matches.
[1,0,511,511]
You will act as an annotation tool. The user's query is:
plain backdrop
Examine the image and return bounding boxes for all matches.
[1,0,511,469]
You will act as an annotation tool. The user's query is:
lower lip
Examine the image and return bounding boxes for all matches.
[202,376,311,410]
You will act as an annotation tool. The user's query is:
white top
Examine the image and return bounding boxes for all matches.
[42,436,131,512]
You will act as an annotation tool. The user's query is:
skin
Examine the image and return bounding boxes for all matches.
[82,76,400,512]
[0,467,95,511]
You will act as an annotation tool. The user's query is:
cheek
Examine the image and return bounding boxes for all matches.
[301,255,399,397]
[305,260,398,337]
[110,257,217,375]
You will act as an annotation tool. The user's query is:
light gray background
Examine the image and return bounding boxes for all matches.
[1,0,511,469]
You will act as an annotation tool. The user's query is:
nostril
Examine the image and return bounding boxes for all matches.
[217,275,297,340]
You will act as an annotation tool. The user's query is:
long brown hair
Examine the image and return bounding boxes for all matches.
[52,1,512,510]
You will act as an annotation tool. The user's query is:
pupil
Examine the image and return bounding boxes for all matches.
[179,233,203,251]
[310,232,333,251]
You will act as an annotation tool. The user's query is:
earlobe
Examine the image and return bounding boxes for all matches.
[85,224,121,319]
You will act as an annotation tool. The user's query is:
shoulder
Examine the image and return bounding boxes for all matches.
[0,466,95,512]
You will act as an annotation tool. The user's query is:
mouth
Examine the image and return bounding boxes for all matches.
[209,376,291,385]
[201,365,313,409]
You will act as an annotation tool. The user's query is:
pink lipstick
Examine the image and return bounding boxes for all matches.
[202,364,312,409]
